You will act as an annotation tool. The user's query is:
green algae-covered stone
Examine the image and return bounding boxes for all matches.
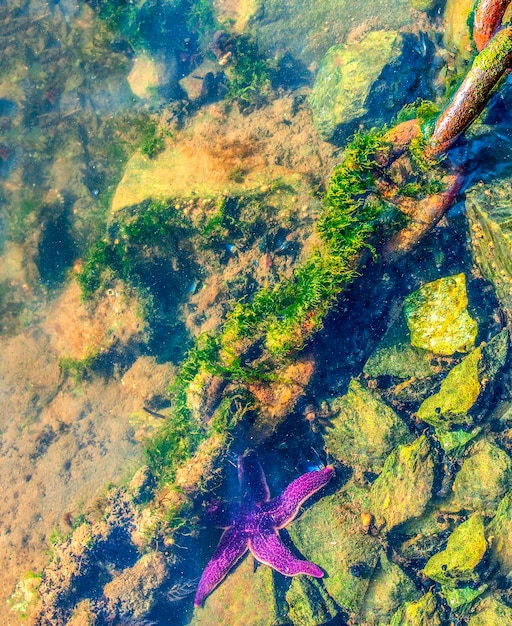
[468,594,512,625]
[363,314,437,380]
[324,379,410,473]
[403,274,477,356]
[190,556,279,626]
[389,591,442,626]
[289,482,379,614]
[286,576,338,626]
[309,31,401,140]
[446,439,512,516]
[359,552,418,625]
[424,513,487,587]
[417,346,482,428]
[369,435,434,531]
[487,490,512,578]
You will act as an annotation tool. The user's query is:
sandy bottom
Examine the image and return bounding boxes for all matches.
[0,295,175,624]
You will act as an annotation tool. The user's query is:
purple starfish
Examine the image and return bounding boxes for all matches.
[194,453,334,606]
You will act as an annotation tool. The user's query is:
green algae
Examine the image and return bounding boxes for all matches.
[389,591,442,626]
[369,435,434,531]
[410,0,435,9]
[403,273,477,356]
[424,513,487,587]
[324,379,411,473]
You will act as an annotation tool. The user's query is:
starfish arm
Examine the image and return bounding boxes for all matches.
[194,526,249,606]
[266,465,334,528]
[238,451,270,504]
[249,528,324,578]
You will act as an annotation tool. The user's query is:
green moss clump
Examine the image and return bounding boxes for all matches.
[76,199,193,300]
[219,130,390,358]
[139,119,165,159]
[59,352,98,383]
[227,35,274,109]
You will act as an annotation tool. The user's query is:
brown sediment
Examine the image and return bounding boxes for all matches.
[382,171,465,260]
[427,26,512,157]
[474,0,512,51]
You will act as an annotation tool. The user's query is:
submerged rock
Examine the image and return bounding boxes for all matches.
[190,555,280,626]
[468,594,512,625]
[369,435,434,531]
[403,273,477,356]
[443,0,474,60]
[359,552,418,625]
[309,31,402,140]
[363,313,438,380]
[445,438,512,516]
[324,379,411,474]
[103,552,169,620]
[487,489,512,578]
[289,482,380,615]
[417,330,509,430]
[417,346,482,428]
[466,181,512,326]
[389,591,442,626]
[424,513,487,587]
[285,576,338,626]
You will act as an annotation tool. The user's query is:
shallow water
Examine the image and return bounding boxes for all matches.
[2,0,512,624]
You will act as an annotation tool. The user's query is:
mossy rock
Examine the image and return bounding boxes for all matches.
[403,273,477,356]
[289,482,380,614]
[487,489,512,578]
[285,576,338,626]
[369,435,435,531]
[418,330,508,430]
[190,556,281,626]
[466,181,512,324]
[417,346,482,428]
[324,379,411,473]
[389,591,442,626]
[359,552,419,625]
[363,312,438,380]
[423,513,487,587]
[444,438,512,516]
[309,31,402,140]
[468,594,512,625]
